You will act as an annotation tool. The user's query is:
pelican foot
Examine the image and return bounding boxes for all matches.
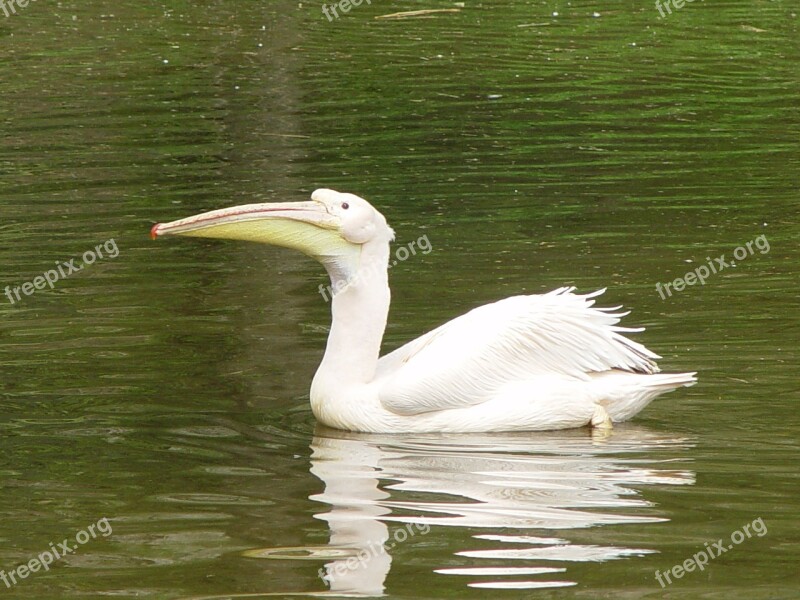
[591,405,613,430]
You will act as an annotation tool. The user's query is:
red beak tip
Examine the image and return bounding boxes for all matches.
[150,223,162,240]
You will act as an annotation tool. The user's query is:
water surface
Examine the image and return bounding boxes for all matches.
[0,1,797,598]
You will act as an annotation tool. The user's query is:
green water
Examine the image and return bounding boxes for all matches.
[1,1,797,598]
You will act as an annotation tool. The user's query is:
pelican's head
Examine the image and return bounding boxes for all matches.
[151,189,394,280]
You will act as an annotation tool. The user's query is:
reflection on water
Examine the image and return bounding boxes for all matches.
[249,425,694,595]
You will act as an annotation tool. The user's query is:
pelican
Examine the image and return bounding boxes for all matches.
[151,189,696,433]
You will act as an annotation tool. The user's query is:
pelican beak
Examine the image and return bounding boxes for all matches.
[150,200,360,267]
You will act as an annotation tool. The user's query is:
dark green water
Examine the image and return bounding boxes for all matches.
[1,1,797,598]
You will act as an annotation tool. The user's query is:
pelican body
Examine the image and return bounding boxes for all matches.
[151,189,695,433]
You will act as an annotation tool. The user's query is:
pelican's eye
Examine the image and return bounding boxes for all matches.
[341,202,349,210]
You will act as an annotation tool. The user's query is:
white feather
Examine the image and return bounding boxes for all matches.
[376,288,682,418]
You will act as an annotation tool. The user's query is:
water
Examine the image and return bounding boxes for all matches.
[0,1,797,598]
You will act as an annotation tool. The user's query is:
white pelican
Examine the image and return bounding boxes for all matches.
[151,189,696,433]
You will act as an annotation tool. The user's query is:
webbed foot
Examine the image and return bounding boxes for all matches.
[591,404,613,430]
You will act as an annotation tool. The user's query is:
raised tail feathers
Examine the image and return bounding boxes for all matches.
[593,371,697,423]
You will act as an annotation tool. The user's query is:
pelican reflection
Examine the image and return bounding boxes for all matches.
[309,425,694,593]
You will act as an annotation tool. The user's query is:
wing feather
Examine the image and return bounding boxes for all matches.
[376,288,660,416]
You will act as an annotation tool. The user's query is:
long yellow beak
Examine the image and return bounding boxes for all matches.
[151,201,361,266]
